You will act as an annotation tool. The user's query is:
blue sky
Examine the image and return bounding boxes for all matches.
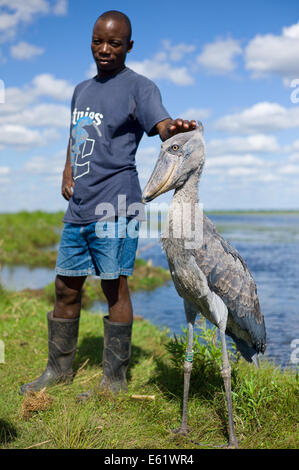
[0,0,299,212]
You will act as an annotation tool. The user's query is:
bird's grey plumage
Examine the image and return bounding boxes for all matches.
[142,125,267,447]
[162,213,266,363]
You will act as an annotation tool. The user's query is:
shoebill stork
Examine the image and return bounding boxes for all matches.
[142,125,266,448]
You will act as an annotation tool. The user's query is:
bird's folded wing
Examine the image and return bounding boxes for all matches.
[192,215,266,352]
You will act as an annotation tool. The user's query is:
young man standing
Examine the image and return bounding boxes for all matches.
[20,10,197,396]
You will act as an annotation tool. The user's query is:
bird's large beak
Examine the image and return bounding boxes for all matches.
[142,150,178,203]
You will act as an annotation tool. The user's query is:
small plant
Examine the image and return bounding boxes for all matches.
[231,376,272,428]
[166,318,237,374]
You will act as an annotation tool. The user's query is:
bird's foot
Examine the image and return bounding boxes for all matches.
[214,439,239,449]
[171,425,190,436]
[227,439,239,449]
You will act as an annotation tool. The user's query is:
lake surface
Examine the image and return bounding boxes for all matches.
[1,213,299,370]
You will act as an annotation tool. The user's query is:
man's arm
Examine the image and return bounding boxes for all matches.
[156,118,197,142]
[61,139,74,201]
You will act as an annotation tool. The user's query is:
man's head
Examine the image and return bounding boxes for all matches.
[91,10,133,78]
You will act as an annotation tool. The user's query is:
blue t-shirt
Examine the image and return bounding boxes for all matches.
[63,67,170,224]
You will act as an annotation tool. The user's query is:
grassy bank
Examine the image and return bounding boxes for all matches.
[0,287,298,449]
[1,210,299,268]
[0,210,171,297]
[206,210,299,216]
[0,211,64,268]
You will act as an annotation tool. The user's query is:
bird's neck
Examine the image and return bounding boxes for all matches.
[165,172,200,242]
[172,171,199,206]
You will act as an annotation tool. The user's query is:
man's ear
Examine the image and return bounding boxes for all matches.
[127,40,134,53]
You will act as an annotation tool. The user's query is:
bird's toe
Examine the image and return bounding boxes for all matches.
[171,426,190,436]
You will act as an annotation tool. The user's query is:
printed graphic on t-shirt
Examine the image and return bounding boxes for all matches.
[71,113,103,180]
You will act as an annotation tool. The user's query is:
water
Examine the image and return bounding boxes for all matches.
[1,213,299,369]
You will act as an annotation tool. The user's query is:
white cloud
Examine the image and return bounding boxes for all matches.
[0,86,35,114]
[135,146,159,180]
[24,152,64,175]
[179,108,211,121]
[214,102,299,134]
[289,153,299,163]
[197,38,242,75]
[206,154,264,168]
[161,39,196,62]
[32,74,74,101]
[0,124,59,148]
[245,21,299,84]
[86,63,97,78]
[0,75,73,151]
[279,164,299,175]
[0,0,68,42]
[0,74,73,116]
[0,166,10,175]
[127,59,194,86]
[227,166,259,177]
[289,139,299,152]
[0,103,70,127]
[10,41,44,60]
[0,0,49,41]
[53,0,68,16]
[207,134,281,155]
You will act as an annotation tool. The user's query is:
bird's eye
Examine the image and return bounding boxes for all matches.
[172,145,179,151]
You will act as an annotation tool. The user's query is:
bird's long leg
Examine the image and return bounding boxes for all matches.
[172,301,196,435]
[219,326,238,448]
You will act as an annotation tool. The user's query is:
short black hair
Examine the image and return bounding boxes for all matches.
[96,10,132,42]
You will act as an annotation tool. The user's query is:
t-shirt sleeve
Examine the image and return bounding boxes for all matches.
[135,78,171,136]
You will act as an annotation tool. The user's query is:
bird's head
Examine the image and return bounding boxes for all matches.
[142,123,205,203]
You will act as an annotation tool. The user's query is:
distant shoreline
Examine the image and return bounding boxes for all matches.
[206,209,299,215]
[0,209,299,217]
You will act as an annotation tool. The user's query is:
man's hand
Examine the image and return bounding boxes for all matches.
[156,118,197,142]
[61,168,74,201]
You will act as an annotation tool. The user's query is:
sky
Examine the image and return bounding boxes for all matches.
[0,0,299,213]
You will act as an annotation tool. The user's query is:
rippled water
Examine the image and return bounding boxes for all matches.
[1,213,299,369]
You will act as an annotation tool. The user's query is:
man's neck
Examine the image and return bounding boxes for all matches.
[96,64,126,79]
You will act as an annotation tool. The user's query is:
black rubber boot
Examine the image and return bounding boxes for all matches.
[19,311,79,395]
[77,315,132,401]
[100,315,132,393]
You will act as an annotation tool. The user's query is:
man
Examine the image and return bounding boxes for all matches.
[19,10,197,396]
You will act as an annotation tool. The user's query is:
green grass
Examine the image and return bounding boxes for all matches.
[0,211,64,268]
[0,210,298,449]
[0,287,298,450]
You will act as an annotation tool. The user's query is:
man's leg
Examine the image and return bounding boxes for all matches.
[101,275,133,323]
[54,274,87,319]
[19,275,86,394]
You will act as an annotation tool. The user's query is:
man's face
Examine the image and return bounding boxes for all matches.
[91,17,133,77]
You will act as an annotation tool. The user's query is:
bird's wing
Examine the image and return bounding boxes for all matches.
[192,214,266,353]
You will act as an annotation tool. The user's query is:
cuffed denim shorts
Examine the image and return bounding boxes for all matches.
[55,217,139,280]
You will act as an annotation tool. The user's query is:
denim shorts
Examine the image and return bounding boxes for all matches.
[55,217,139,280]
